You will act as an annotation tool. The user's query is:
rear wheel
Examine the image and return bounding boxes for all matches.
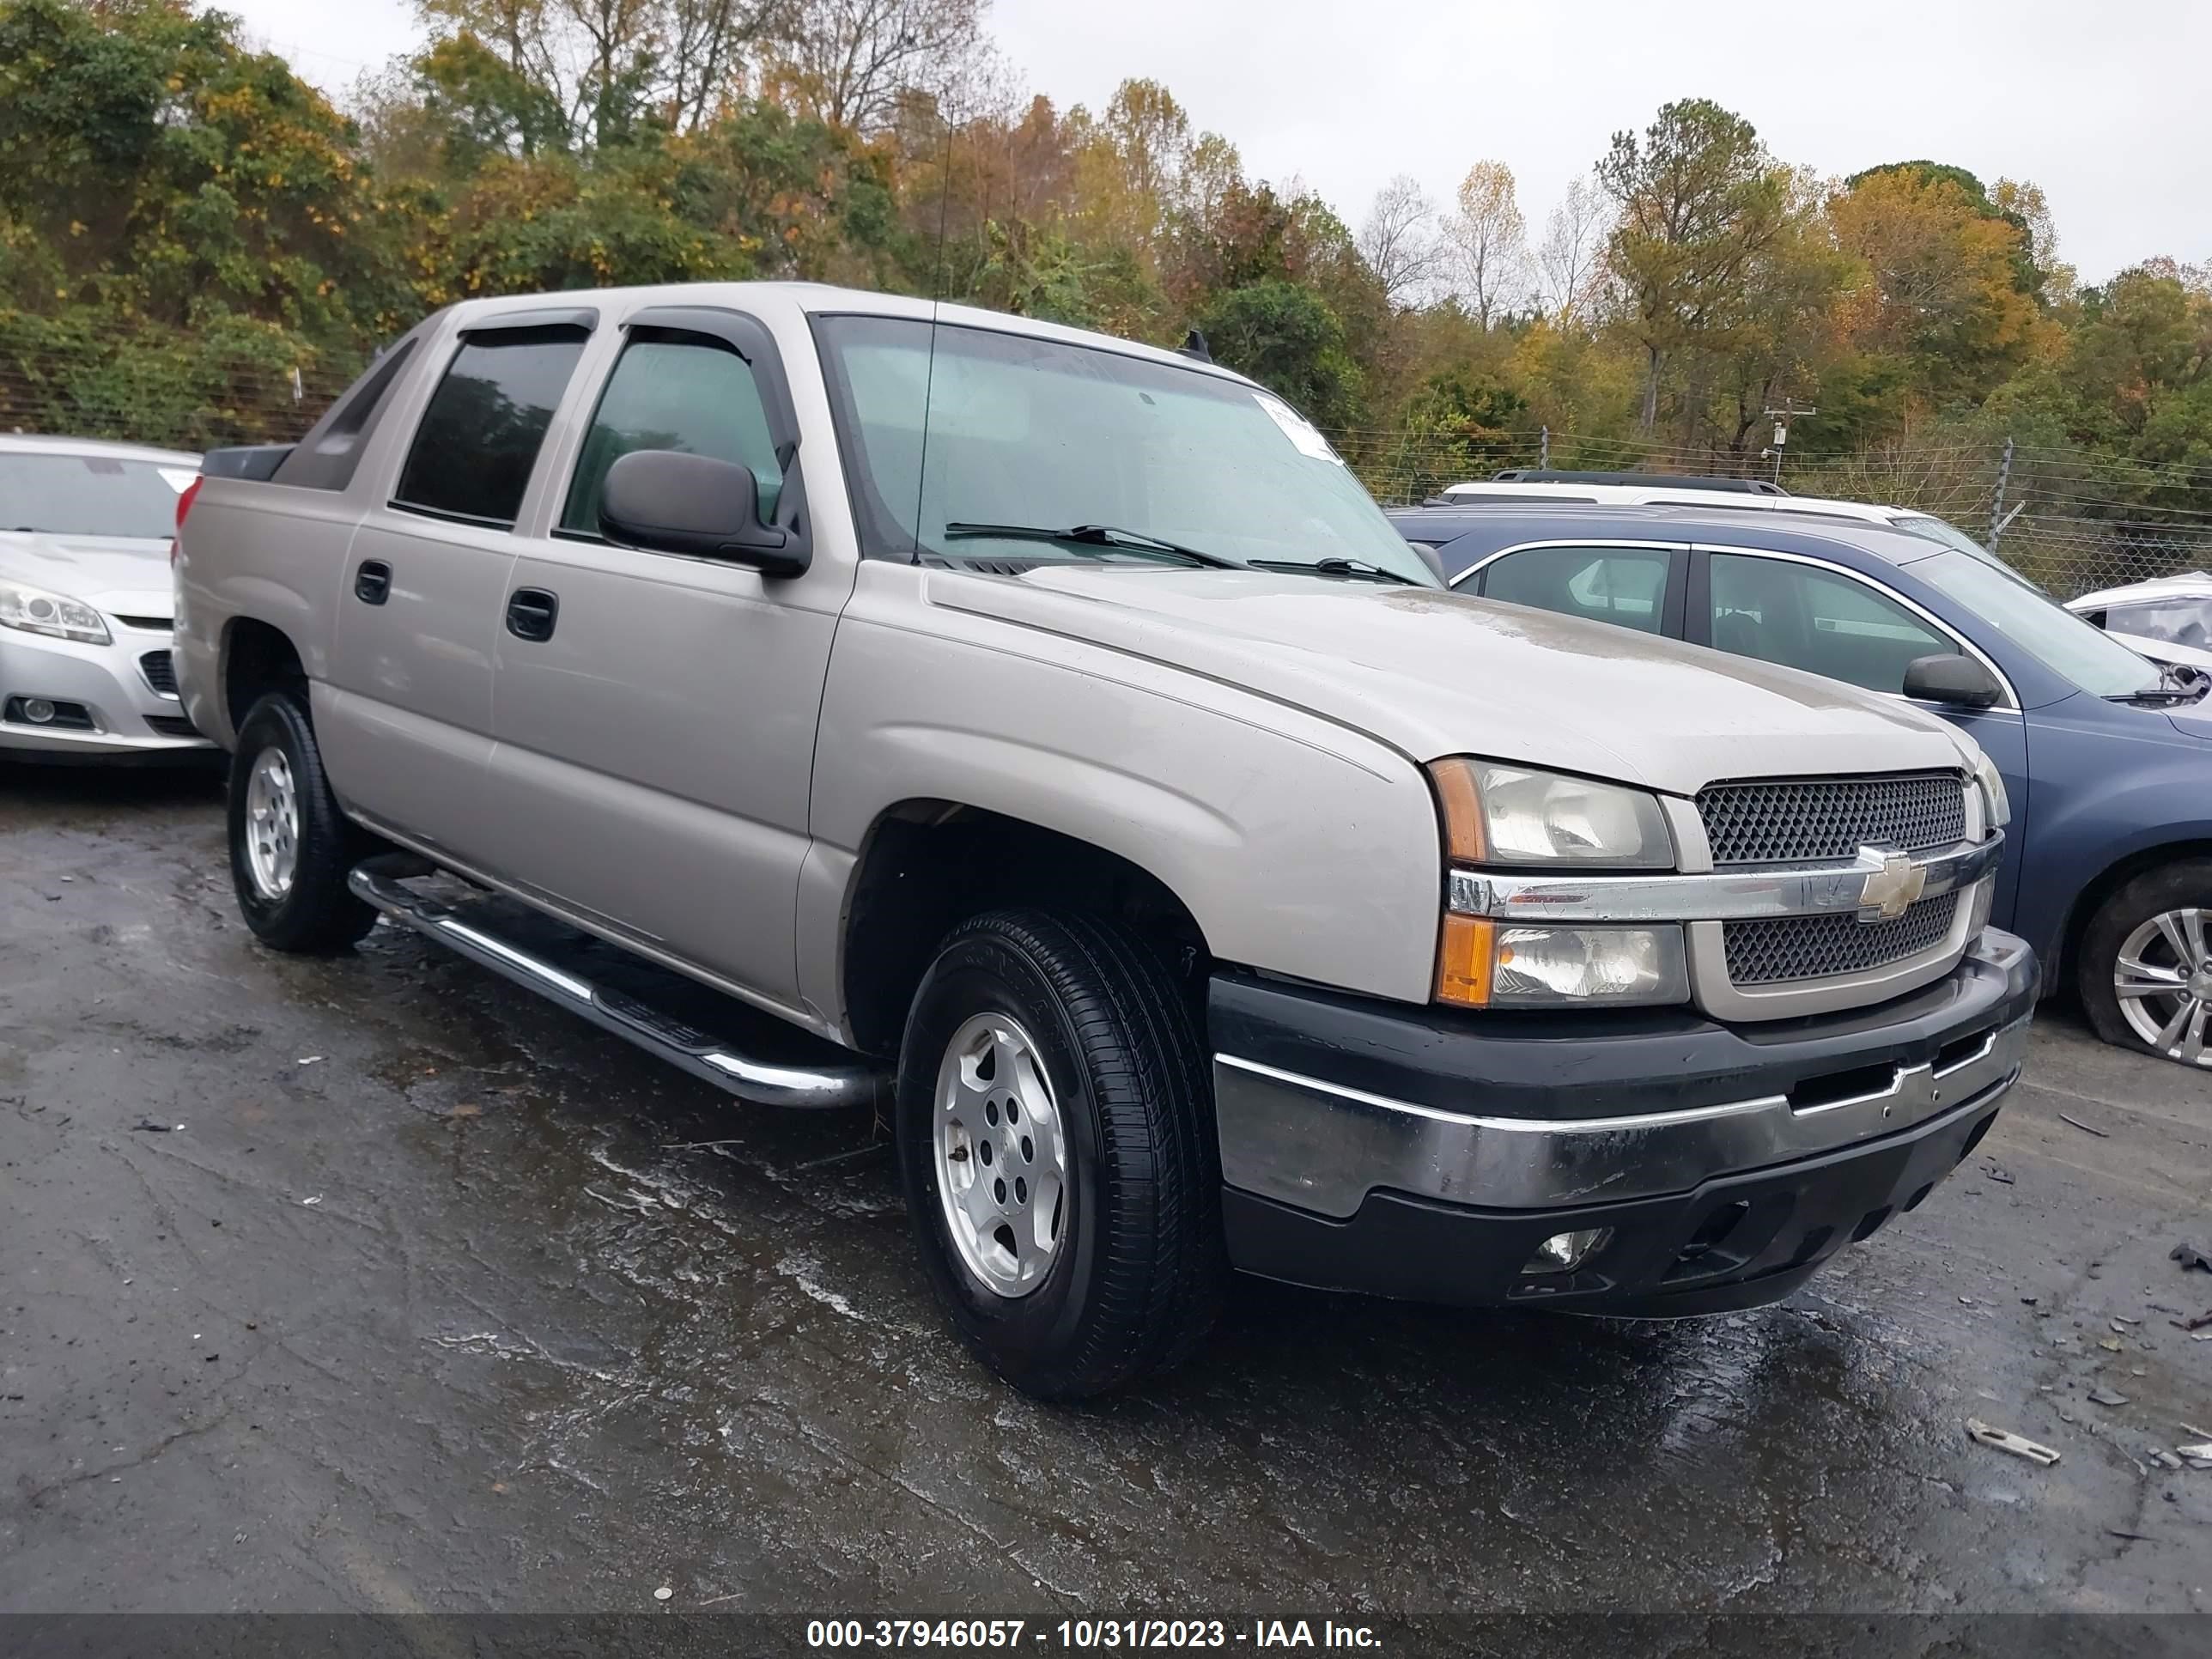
[896,909,1224,1400]
[2077,860,2212,1067]
[227,691,377,953]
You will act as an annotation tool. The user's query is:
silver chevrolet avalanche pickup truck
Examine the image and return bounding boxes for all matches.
[175,283,2034,1398]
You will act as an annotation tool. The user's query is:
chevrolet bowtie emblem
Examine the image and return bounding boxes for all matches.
[1854,845,1926,923]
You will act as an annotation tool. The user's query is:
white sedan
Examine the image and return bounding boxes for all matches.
[2067,572,2212,679]
[0,434,216,763]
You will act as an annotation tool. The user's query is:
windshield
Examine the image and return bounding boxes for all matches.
[814,314,1439,586]
[1920,550,2164,696]
[0,453,195,538]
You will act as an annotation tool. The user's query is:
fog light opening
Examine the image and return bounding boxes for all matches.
[1522,1227,1613,1275]
[21,696,56,725]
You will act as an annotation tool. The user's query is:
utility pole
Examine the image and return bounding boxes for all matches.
[1988,436,2014,553]
[1538,425,1549,471]
[1762,401,1816,487]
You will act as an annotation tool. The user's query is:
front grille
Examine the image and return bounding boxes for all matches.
[139,650,179,696]
[1698,773,1965,866]
[1724,891,1960,985]
[144,714,200,738]
[114,614,171,632]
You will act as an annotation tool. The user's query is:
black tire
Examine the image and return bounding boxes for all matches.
[896,909,1224,1400]
[227,691,378,954]
[2075,858,2212,1062]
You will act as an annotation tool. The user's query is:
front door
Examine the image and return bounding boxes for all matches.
[484,305,848,1010]
[320,319,593,867]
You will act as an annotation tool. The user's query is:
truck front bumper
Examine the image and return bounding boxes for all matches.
[1211,927,2036,1314]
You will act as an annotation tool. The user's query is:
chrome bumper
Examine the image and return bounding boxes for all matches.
[1214,1012,2028,1220]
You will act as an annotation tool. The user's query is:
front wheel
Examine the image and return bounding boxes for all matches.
[227,691,377,954]
[896,909,1224,1400]
[2077,860,2212,1067]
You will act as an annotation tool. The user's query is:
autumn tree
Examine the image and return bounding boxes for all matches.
[1358,174,1444,307]
[774,0,987,134]
[1534,175,1610,329]
[1829,162,2041,405]
[1443,160,1526,327]
[1598,99,1792,430]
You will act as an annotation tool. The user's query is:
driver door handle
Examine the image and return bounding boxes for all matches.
[505,587,559,642]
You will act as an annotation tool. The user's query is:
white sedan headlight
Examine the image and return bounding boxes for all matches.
[1972,752,2010,830]
[0,575,111,645]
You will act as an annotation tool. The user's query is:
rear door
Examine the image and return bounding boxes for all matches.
[483,302,845,1010]
[320,314,593,866]
[1460,541,1687,637]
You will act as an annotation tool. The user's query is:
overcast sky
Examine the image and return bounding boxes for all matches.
[218,0,2209,284]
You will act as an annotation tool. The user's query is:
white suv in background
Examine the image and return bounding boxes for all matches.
[1431,478,2006,569]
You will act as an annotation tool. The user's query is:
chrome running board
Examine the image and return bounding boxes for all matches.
[348,859,884,1110]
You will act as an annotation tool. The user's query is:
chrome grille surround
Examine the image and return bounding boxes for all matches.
[1724,891,1961,986]
[1697,772,1966,867]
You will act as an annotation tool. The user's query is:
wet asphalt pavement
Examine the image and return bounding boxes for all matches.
[4,763,2210,1620]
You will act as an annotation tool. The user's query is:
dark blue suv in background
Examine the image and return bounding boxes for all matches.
[1390,502,2212,1070]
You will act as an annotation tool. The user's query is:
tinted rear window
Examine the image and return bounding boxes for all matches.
[0,453,196,538]
[394,328,588,526]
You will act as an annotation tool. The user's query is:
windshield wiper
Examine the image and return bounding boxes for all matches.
[2106,662,2209,704]
[1245,556,1413,586]
[943,522,1237,569]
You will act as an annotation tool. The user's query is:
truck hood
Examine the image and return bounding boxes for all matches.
[931,566,1978,797]
[0,532,175,618]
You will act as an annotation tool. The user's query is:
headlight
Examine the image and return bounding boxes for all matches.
[1431,758,1685,1008]
[1431,758,1673,867]
[1497,924,1688,1006]
[1972,753,2009,830]
[0,576,110,645]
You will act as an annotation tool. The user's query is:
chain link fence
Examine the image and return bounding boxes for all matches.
[1339,426,2212,600]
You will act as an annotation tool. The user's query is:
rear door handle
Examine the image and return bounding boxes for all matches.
[505,587,559,642]
[353,561,391,605]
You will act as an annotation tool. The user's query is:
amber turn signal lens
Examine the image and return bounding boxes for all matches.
[1436,913,1495,1007]
[1428,757,1487,865]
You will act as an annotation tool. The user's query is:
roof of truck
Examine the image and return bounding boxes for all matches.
[433,282,1259,390]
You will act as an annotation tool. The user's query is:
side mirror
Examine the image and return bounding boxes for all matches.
[600,449,808,578]
[1903,653,2001,708]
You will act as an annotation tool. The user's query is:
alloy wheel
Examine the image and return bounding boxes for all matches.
[243,745,301,902]
[932,1012,1069,1297]
[2113,907,2212,1066]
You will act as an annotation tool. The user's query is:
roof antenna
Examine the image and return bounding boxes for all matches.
[1179,328,1212,363]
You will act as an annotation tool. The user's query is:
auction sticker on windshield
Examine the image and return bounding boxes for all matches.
[1255,392,1344,465]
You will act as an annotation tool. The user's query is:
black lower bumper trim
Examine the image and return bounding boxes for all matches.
[1223,1078,2010,1312]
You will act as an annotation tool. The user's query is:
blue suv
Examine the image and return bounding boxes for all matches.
[1390,502,2212,1069]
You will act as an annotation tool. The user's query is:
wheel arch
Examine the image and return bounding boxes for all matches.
[220,615,309,740]
[2058,837,2212,985]
[837,800,1214,1059]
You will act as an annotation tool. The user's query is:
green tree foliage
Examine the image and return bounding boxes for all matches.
[1597,99,1794,430]
[1192,278,1364,429]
